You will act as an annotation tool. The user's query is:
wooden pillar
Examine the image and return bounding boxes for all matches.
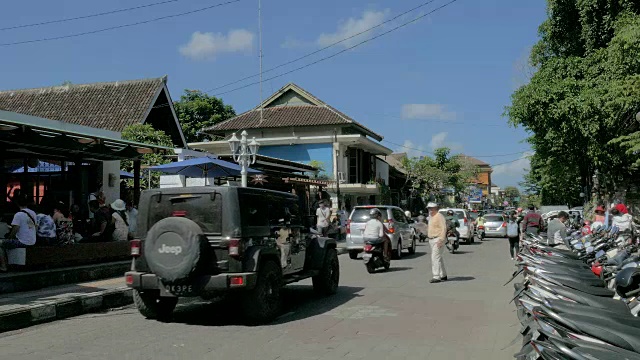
[133,160,141,206]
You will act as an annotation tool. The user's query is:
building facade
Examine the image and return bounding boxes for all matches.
[191,83,395,212]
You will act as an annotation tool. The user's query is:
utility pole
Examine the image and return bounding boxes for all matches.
[258,0,264,123]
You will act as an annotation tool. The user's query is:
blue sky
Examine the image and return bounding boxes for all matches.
[0,0,546,188]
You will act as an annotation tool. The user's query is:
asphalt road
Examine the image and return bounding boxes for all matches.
[0,237,520,360]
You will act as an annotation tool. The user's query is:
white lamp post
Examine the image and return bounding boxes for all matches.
[229,130,259,187]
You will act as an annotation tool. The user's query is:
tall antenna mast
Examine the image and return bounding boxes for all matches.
[258,0,263,123]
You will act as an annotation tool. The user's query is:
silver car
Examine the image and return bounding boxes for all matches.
[346,205,417,260]
[483,213,507,238]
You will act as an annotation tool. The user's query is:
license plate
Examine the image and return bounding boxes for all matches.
[488,227,497,231]
[164,284,195,296]
[362,253,372,259]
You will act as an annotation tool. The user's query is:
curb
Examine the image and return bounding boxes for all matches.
[337,246,348,255]
[0,287,133,333]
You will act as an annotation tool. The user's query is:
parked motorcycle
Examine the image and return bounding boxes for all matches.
[505,223,640,359]
[362,237,390,273]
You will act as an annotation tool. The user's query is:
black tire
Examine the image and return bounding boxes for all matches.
[313,248,340,296]
[144,217,205,283]
[383,261,390,271]
[366,262,376,274]
[392,240,402,260]
[468,236,475,244]
[242,261,282,324]
[133,290,178,320]
[349,250,359,260]
[408,237,416,255]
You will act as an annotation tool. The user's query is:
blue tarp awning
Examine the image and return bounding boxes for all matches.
[148,156,261,178]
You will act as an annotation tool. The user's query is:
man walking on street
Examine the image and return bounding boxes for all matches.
[427,202,447,283]
[316,201,331,237]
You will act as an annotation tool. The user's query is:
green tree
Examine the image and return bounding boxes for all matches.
[506,2,640,205]
[401,147,478,204]
[120,124,173,189]
[173,90,236,143]
[504,186,520,203]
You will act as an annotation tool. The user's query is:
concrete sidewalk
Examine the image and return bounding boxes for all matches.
[0,277,131,333]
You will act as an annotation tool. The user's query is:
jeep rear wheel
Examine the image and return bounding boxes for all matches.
[133,290,178,321]
[243,261,282,324]
[313,248,340,296]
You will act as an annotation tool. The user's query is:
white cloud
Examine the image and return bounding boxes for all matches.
[317,9,388,48]
[397,140,425,159]
[429,132,463,152]
[401,104,457,121]
[492,152,532,176]
[179,29,254,61]
[491,152,533,187]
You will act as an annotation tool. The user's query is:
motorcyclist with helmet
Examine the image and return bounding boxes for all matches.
[444,209,460,244]
[362,208,391,262]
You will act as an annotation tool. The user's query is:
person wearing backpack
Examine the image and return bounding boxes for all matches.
[506,214,520,260]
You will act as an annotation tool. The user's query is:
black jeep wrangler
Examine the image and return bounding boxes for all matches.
[125,186,340,324]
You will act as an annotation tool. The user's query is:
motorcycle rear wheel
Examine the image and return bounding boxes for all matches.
[366,262,376,274]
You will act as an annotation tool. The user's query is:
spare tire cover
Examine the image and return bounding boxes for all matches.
[145,217,204,283]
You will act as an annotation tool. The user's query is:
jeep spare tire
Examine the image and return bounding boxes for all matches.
[144,217,204,283]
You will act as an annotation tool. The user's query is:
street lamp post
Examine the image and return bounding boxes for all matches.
[228,130,260,187]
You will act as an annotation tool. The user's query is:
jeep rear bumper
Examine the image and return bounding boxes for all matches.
[125,271,258,296]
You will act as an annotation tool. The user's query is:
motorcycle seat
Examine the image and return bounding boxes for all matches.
[540,304,640,329]
[538,246,582,259]
[545,298,630,316]
[364,237,384,245]
[544,284,628,310]
[573,345,640,360]
[532,264,597,276]
[560,313,640,353]
[540,278,613,296]
[542,273,604,287]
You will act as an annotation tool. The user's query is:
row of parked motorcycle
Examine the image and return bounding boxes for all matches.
[507,223,640,359]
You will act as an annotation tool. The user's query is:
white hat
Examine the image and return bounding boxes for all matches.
[110,199,126,211]
[427,202,438,209]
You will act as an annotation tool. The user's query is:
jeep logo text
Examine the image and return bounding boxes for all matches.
[158,244,182,255]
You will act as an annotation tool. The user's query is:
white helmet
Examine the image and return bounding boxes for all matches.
[405,210,412,218]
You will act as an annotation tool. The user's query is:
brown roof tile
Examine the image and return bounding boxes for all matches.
[460,155,490,167]
[0,77,165,132]
[207,83,383,141]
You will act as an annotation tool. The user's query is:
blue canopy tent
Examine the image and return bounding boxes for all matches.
[148,156,260,185]
[120,170,136,179]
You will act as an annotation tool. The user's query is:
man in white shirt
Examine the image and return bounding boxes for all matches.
[0,195,37,271]
[126,202,139,236]
[316,201,331,236]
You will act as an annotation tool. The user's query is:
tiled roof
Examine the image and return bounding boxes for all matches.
[0,77,165,132]
[461,155,490,167]
[206,83,383,141]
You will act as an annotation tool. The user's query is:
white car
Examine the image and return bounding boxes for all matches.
[439,208,475,244]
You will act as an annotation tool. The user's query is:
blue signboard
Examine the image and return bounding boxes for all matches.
[468,187,483,203]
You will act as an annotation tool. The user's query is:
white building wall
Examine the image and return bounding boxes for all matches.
[375,159,389,185]
[101,160,121,204]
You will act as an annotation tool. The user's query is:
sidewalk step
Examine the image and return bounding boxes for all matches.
[0,261,130,295]
[0,277,132,333]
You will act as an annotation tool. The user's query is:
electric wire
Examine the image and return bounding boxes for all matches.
[0,0,242,46]
[0,0,186,31]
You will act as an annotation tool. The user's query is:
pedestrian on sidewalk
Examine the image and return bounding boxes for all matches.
[506,214,520,260]
[522,205,543,236]
[0,194,37,272]
[427,202,447,283]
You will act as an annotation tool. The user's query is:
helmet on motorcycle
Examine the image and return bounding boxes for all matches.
[405,210,412,218]
[369,208,382,217]
[615,267,640,298]
[446,210,454,216]
[517,207,523,212]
